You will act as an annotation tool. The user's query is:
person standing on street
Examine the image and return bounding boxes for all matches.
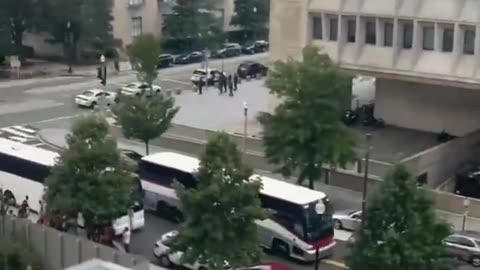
[228,74,234,96]
[198,77,204,95]
[233,73,239,90]
[122,227,131,252]
[223,72,228,93]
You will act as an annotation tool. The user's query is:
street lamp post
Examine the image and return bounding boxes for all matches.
[360,133,372,230]
[100,54,107,114]
[66,21,73,74]
[462,197,470,231]
[252,7,258,40]
[243,101,248,153]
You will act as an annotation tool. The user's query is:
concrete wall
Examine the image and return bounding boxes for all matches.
[23,32,63,58]
[400,129,480,188]
[0,216,148,270]
[375,78,480,136]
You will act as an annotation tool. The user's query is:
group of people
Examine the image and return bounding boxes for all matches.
[196,72,239,96]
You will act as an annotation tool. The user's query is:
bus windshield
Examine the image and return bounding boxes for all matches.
[304,198,334,243]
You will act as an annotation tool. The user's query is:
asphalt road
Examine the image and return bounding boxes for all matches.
[0,53,476,270]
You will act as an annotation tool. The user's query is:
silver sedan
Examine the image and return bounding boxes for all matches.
[333,210,362,231]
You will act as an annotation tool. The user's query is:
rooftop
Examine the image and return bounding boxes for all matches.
[0,137,59,167]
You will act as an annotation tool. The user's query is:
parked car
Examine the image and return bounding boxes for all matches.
[75,89,118,108]
[120,82,162,97]
[444,231,480,267]
[154,231,214,270]
[242,40,269,54]
[174,51,204,64]
[191,68,219,85]
[237,263,293,270]
[213,43,242,58]
[154,231,287,270]
[333,210,362,231]
[237,61,268,79]
[158,54,174,68]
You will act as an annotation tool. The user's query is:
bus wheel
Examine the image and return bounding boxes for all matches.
[156,202,168,217]
[3,190,15,206]
[272,239,290,258]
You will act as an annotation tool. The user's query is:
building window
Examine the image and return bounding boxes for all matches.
[329,18,338,41]
[131,17,142,37]
[347,19,356,43]
[442,28,454,52]
[312,17,322,40]
[403,22,413,49]
[365,20,376,45]
[384,22,393,47]
[464,28,475,55]
[422,25,434,51]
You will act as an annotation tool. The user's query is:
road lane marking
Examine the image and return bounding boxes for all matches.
[158,77,191,85]
[13,125,36,133]
[334,229,352,241]
[1,127,35,139]
[323,260,348,269]
[9,136,29,143]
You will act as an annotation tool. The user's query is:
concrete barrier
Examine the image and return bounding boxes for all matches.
[0,216,149,270]
[400,130,480,188]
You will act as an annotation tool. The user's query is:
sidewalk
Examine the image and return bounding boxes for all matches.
[113,241,167,270]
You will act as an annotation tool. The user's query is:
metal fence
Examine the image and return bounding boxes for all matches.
[0,215,149,270]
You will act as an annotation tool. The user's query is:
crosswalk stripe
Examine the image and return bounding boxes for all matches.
[1,127,35,139]
[13,125,36,133]
[323,260,348,269]
[8,136,29,143]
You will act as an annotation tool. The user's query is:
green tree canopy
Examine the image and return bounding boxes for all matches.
[40,0,114,61]
[127,34,161,90]
[347,165,452,270]
[230,0,269,39]
[45,115,134,228]
[258,45,357,189]
[173,133,268,270]
[163,0,222,49]
[0,0,41,57]
[113,96,180,155]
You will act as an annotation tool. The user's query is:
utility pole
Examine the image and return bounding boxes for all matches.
[97,55,107,115]
[243,101,248,153]
[361,133,372,231]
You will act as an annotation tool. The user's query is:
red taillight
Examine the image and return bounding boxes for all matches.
[308,235,334,250]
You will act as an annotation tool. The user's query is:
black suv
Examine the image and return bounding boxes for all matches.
[237,61,268,79]
[157,54,174,68]
[242,40,269,54]
[173,51,204,64]
[213,43,242,58]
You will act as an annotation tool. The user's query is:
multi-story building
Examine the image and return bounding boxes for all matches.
[269,0,480,136]
[112,0,162,47]
[24,0,162,57]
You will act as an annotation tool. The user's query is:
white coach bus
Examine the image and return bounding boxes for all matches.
[0,138,145,235]
[139,152,335,262]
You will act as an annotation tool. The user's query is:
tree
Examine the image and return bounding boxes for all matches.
[127,34,161,93]
[113,96,180,155]
[163,0,222,49]
[173,133,268,270]
[347,165,452,270]
[45,115,134,233]
[0,0,40,58]
[258,45,357,189]
[230,0,269,39]
[40,0,114,62]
